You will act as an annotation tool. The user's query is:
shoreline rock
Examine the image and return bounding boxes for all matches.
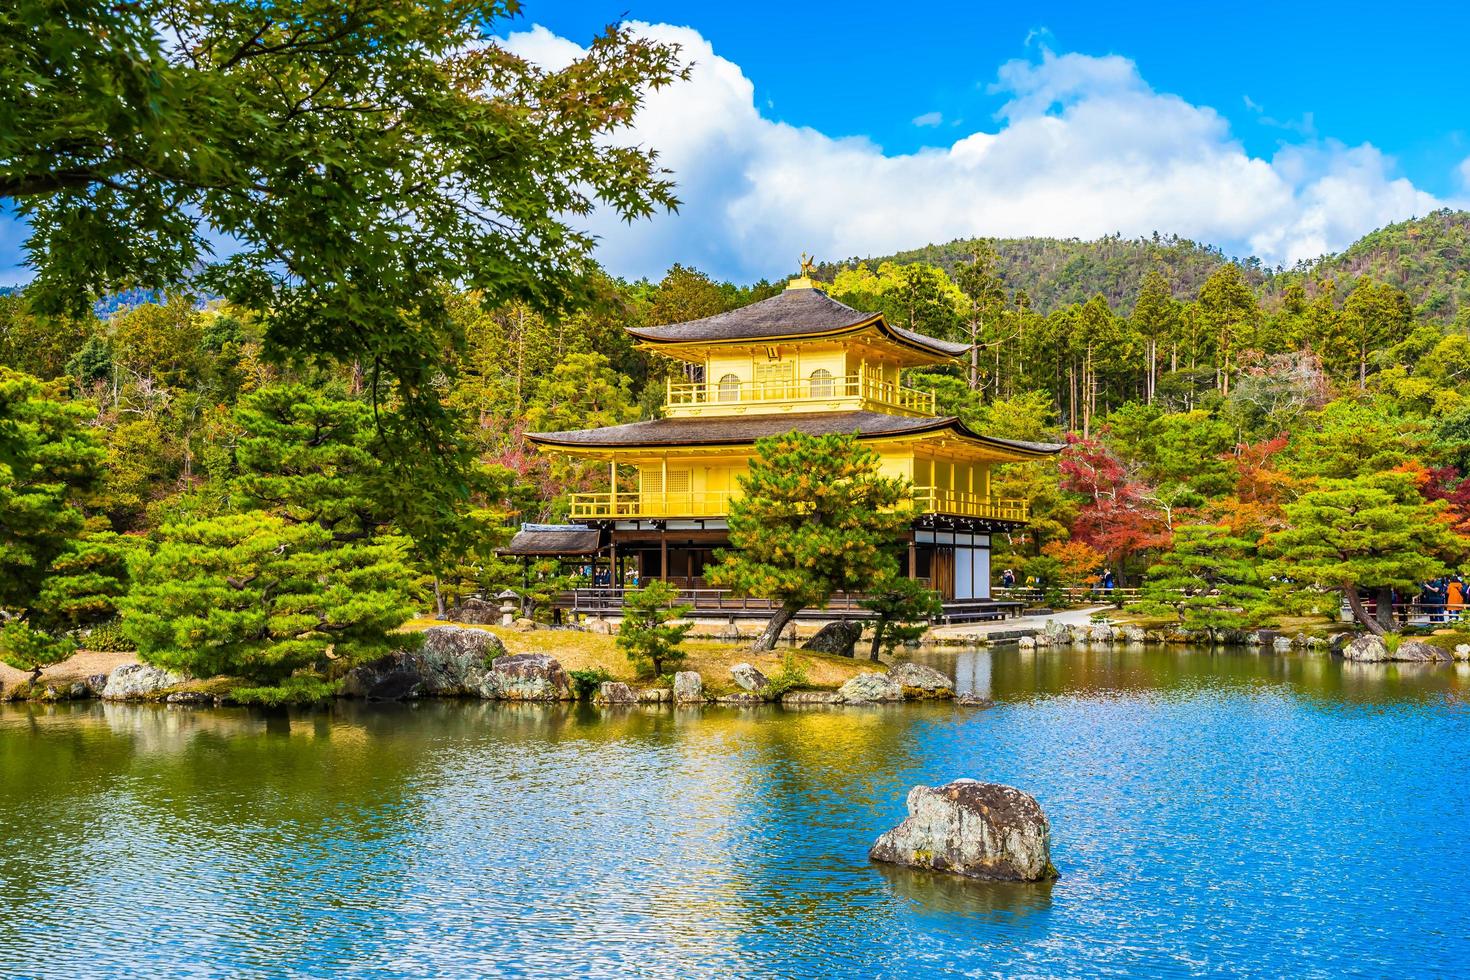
[870,779,1058,882]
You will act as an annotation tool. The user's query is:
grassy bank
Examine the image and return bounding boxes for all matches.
[400,619,874,696]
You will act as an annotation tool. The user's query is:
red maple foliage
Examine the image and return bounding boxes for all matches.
[1058,434,1170,575]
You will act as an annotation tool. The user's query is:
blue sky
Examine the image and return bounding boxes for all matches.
[4,2,1468,287]
[530,0,1470,197]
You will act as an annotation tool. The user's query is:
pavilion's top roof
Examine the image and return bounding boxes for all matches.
[528,410,1063,457]
[625,286,969,359]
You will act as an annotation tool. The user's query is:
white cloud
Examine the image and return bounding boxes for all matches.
[912,111,943,128]
[502,23,1460,282]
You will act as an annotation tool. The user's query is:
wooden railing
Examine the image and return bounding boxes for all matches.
[569,487,1029,521]
[665,367,936,416]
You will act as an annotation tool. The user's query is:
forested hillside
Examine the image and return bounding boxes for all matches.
[835,209,1470,325]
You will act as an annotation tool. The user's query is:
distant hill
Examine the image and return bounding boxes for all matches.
[1307,208,1469,323]
[829,209,1470,323]
[821,233,1255,314]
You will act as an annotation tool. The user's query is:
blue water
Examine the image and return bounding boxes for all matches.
[2,647,1468,978]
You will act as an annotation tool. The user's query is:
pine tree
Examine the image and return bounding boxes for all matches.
[122,513,419,683]
[616,579,693,678]
[0,368,121,678]
[859,575,943,661]
[706,432,912,652]
[1132,270,1177,405]
[1131,525,1269,632]
[1265,472,1468,635]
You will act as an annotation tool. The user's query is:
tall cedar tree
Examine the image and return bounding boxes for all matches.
[1265,472,1468,635]
[707,433,912,652]
[0,369,127,677]
[616,579,693,678]
[2,0,687,565]
[1131,525,1269,632]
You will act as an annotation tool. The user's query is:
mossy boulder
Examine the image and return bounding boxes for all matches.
[870,779,1058,882]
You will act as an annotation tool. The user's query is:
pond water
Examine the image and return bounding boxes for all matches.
[2,647,1468,979]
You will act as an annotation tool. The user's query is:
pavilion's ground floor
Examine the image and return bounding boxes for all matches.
[503,515,1023,623]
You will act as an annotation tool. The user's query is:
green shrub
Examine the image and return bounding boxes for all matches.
[83,619,136,652]
[569,667,614,701]
[763,653,810,698]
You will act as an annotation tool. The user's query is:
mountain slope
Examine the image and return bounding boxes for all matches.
[832,210,1470,322]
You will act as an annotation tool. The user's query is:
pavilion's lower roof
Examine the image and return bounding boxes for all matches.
[499,525,603,556]
[527,411,1063,457]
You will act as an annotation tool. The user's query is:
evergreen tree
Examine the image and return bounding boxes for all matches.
[0,368,119,678]
[859,576,943,661]
[1265,472,1468,634]
[122,513,419,683]
[616,579,693,678]
[1197,264,1258,395]
[1131,525,1269,632]
[1132,270,1177,405]
[706,433,912,652]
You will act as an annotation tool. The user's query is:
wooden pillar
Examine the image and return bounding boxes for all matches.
[609,538,618,588]
[608,459,617,516]
[660,528,669,585]
[907,538,917,580]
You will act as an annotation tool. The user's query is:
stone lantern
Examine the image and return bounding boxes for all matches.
[497,589,519,627]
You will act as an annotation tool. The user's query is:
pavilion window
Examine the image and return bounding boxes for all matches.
[717,373,741,401]
[809,368,835,397]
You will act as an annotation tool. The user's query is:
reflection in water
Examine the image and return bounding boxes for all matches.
[2,647,1468,979]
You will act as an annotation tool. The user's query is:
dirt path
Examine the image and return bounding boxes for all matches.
[0,649,139,692]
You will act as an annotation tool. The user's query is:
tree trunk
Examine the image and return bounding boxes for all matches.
[1343,585,1385,636]
[868,621,885,661]
[1375,585,1395,633]
[752,601,803,653]
[434,578,446,618]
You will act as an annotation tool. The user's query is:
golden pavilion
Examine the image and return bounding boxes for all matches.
[523,261,1061,613]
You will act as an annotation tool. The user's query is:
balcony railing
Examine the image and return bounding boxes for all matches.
[569,491,732,519]
[911,489,1029,522]
[665,367,936,417]
[568,487,1028,522]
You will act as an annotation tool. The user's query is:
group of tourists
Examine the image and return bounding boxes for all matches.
[1362,577,1468,624]
[1415,577,1466,623]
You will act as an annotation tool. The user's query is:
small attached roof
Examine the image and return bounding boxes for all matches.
[528,411,1063,458]
[499,524,603,556]
[626,286,969,360]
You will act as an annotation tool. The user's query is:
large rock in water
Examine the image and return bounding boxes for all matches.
[1342,635,1389,662]
[837,672,903,703]
[1340,635,1451,663]
[887,662,955,699]
[869,779,1058,882]
[802,621,864,657]
[489,652,572,701]
[672,671,705,704]
[1392,639,1452,662]
[342,626,506,700]
[407,627,505,696]
[101,664,185,701]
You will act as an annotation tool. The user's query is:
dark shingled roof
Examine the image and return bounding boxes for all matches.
[528,411,1063,457]
[626,287,969,358]
[500,526,603,556]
